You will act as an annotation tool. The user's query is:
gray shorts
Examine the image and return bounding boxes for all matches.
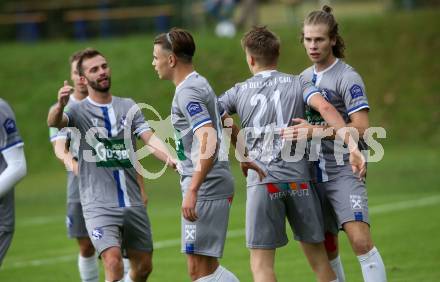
[66,202,88,238]
[181,197,233,258]
[246,181,325,249]
[0,230,14,267]
[84,206,153,256]
[316,173,369,234]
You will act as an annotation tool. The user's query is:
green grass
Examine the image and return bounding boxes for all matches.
[0,146,439,281]
[0,7,439,282]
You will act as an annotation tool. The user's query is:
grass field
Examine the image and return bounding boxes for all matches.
[0,5,439,282]
[0,146,439,281]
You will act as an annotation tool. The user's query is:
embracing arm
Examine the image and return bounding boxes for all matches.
[139,130,176,169]
[51,139,78,175]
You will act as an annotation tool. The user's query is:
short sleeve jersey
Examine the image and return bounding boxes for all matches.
[301,59,370,182]
[65,96,150,210]
[219,70,319,186]
[171,72,233,200]
[0,99,24,231]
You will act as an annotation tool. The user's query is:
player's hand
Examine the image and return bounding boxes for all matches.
[240,161,267,181]
[58,80,72,108]
[349,149,367,181]
[281,118,313,141]
[168,158,178,171]
[182,189,198,222]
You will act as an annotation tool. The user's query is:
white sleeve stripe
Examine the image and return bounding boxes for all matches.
[135,128,152,137]
[305,92,320,106]
[50,135,68,142]
[0,141,24,153]
[192,120,212,133]
[348,104,370,116]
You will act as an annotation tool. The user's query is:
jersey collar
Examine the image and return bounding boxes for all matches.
[176,71,198,92]
[313,58,339,76]
[254,69,277,78]
[69,94,78,103]
[86,96,113,107]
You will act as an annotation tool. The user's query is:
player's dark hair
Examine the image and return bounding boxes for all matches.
[76,48,105,76]
[301,5,345,58]
[69,50,84,64]
[154,28,195,63]
[241,26,280,67]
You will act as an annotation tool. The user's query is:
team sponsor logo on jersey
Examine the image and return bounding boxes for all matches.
[321,88,335,101]
[119,115,127,127]
[185,224,196,242]
[3,118,17,134]
[267,182,310,200]
[350,84,364,99]
[93,137,133,168]
[186,102,203,117]
[350,194,363,210]
[92,227,103,240]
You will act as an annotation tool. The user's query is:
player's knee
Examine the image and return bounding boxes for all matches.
[250,259,273,276]
[133,260,152,280]
[103,255,124,276]
[351,236,373,255]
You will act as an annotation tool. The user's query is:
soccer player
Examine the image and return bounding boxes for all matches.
[49,50,98,282]
[152,28,239,282]
[47,48,175,282]
[292,5,387,282]
[49,50,102,282]
[218,26,366,282]
[0,99,27,268]
[50,50,135,282]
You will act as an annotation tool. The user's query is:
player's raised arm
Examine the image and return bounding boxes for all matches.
[47,80,72,128]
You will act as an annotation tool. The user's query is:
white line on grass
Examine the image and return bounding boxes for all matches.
[3,195,439,270]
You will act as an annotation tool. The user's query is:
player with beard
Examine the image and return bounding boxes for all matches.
[48,48,176,282]
[49,50,100,282]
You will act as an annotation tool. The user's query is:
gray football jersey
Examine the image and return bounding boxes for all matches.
[65,96,150,211]
[171,72,233,200]
[219,70,319,186]
[301,59,370,182]
[0,99,24,231]
[49,95,80,203]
